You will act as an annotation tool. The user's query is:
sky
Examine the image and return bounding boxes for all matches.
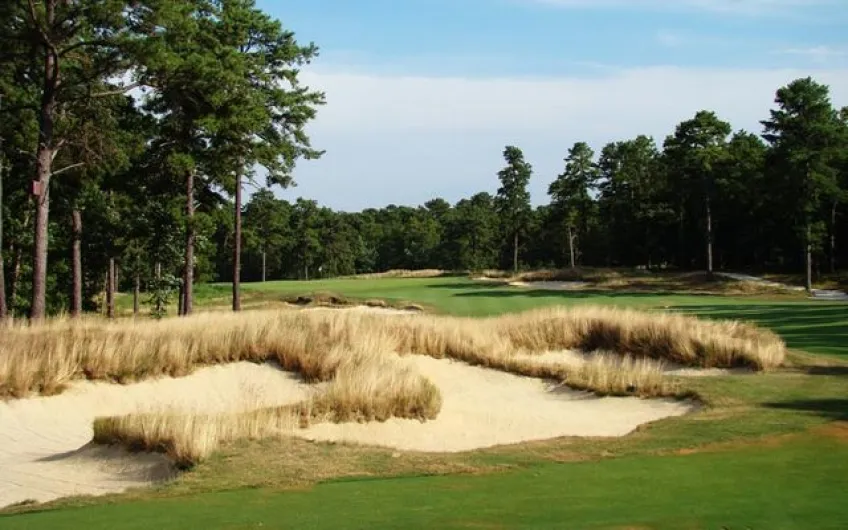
[257,0,848,211]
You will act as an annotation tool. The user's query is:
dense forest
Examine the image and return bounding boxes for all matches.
[1,1,847,319]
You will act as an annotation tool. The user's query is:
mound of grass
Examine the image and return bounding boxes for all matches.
[1,305,783,399]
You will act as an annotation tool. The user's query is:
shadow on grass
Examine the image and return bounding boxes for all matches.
[673,304,848,359]
[764,399,848,421]
[445,286,709,299]
[805,366,848,376]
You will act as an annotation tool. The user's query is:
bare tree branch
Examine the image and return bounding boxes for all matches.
[90,82,141,98]
[50,162,85,177]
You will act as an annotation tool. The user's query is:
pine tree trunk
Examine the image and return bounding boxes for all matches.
[133,274,140,316]
[178,281,184,316]
[232,173,242,312]
[830,201,837,274]
[9,243,22,313]
[71,209,83,318]
[183,168,195,316]
[567,225,576,269]
[806,223,813,294]
[0,153,6,321]
[705,196,713,276]
[31,16,59,321]
[261,249,267,283]
[513,232,519,273]
[107,258,115,319]
[0,248,5,321]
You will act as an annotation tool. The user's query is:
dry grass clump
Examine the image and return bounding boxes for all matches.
[347,269,447,279]
[0,304,784,400]
[92,345,441,467]
[93,407,301,469]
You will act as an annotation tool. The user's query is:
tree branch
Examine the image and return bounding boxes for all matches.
[51,162,85,177]
[26,0,53,48]
[59,39,112,57]
[90,82,142,98]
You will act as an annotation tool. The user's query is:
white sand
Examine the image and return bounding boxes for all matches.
[1,352,698,507]
[298,355,695,452]
[509,280,590,291]
[0,362,312,508]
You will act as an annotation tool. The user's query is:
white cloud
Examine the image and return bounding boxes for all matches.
[528,0,837,16]
[780,46,848,64]
[288,66,848,211]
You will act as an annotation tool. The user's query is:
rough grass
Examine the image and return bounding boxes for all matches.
[345,269,448,279]
[476,268,804,296]
[0,305,784,399]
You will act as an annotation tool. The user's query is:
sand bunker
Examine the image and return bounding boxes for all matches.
[514,350,753,378]
[1,353,696,507]
[298,355,694,452]
[0,362,312,508]
[509,280,590,291]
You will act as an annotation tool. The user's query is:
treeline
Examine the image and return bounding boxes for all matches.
[1,3,846,320]
[225,78,848,288]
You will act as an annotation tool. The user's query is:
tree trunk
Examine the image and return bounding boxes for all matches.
[107,258,115,319]
[178,281,184,316]
[261,249,267,283]
[304,264,309,281]
[0,152,6,321]
[9,243,23,313]
[806,223,813,294]
[0,247,5,321]
[705,196,713,276]
[71,209,82,318]
[133,274,140,316]
[830,201,837,274]
[31,16,59,321]
[232,173,242,312]
[513,232,519,273]
[567,225,576,269]
[183,169,195,316]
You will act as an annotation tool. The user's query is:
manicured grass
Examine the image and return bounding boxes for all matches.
[5,433,847,530]
[13,276,848,528]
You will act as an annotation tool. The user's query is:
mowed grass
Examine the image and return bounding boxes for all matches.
[4,433,848,530]
[8,276,848,528]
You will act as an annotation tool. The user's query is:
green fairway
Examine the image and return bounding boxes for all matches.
[5,434,847,530]
[11,277,848,529]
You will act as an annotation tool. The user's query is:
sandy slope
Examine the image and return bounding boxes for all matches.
[298,355,695,452]
[1,348,697,507]
[0,362,312,508]
[514,350,753,378]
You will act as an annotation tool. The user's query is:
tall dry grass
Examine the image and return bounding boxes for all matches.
[0,305,784,399]
[92,345,442,467]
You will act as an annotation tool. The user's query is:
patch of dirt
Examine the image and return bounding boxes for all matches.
[816,421,848,442]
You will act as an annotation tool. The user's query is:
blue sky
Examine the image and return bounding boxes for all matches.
[257,0,848,210]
